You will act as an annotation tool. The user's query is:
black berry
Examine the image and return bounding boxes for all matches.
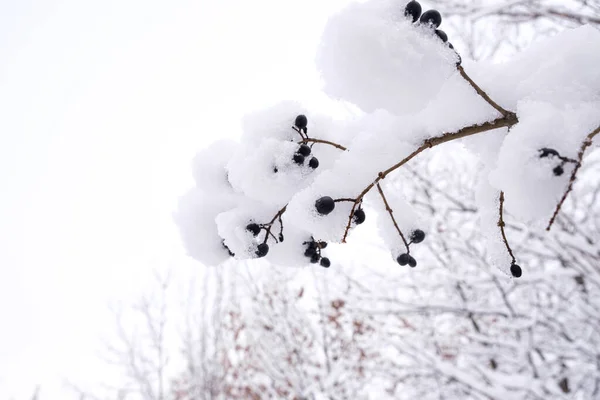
[255,243,269,258]
[295,115,308,130]
[404,1,422,23]
[278,233,284,242]
[315,196,335,215]
[298,144,311,157]
[320,257,331,268]
[410,229,426,244]
[293,153,305,165]
[310,253,321,264]
[353,209,366,225]
[397,253,410,266]
[448,42,454,49]
[510,263,522,278]
[308,157,319,169]
[435,29,448,42]
[553,165,564,176]
[539,148,559,158]
[273,167,278,173]
[304,247,317,257]
[246,223,260,237]
[420,10,442,28]
[407,255,417,268]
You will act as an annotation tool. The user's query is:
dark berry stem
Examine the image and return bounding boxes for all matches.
[292,126,308,140]
[261,205,288,245]
[498,191,516,264]
[299,138,347,151]
[376,183,410,252]
[457,64,514,119]
[334,198,357,203]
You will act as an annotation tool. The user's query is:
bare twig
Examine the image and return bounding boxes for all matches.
[457,65,513,117]
[277,212,284,240]
[300,138,347,151]
[262,205,288,244]
[292,126,308,140]
[495,10,600,26]
[334,198,357,203]
[376,183,410,252]
[547,125,600,231]
[498,191,516,264]
[341,113,519,242]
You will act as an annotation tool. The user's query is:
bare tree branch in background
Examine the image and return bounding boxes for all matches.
[170,147,600,400]
[428,0,600,60]
[86,145,598,399]
[71,270,173,400]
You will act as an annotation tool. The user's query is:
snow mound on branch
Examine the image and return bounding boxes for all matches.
[316,0,459,115]
[216,204,273,259]
[241,101,307,144]
[416,71,500,134]
[191,139,239,193]
[175,188,238,266]
[490,101,600,222]
[175,140,241,266]
[467,25,600,109]
[230,102,351,207]
[227,138,317,206]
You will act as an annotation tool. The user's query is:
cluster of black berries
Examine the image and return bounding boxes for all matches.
[291,115,319,169]
[405,2,446,41]
[303,239,331,268]
[539,147,576,177]
[293,143,319,168]
[246,222,271,258]
[404,1,460,63]
[396,229,426,268]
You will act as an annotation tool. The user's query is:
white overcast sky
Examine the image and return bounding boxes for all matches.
[0,0,349,397]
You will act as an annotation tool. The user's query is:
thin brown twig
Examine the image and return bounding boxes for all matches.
[458,65,512,118]
[277,212,284,240]
[262,205,288,244]
[498,191,516,264]
[547,125,600,231]
[334,198,357,203]
[341,113,519,242]
[292,126,307,140]
[376,183,410,252]
[300,138,347,151]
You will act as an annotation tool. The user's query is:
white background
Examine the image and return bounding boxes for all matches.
[0,0,347,397]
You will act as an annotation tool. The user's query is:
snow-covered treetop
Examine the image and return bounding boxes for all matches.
[175,0,600,278]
